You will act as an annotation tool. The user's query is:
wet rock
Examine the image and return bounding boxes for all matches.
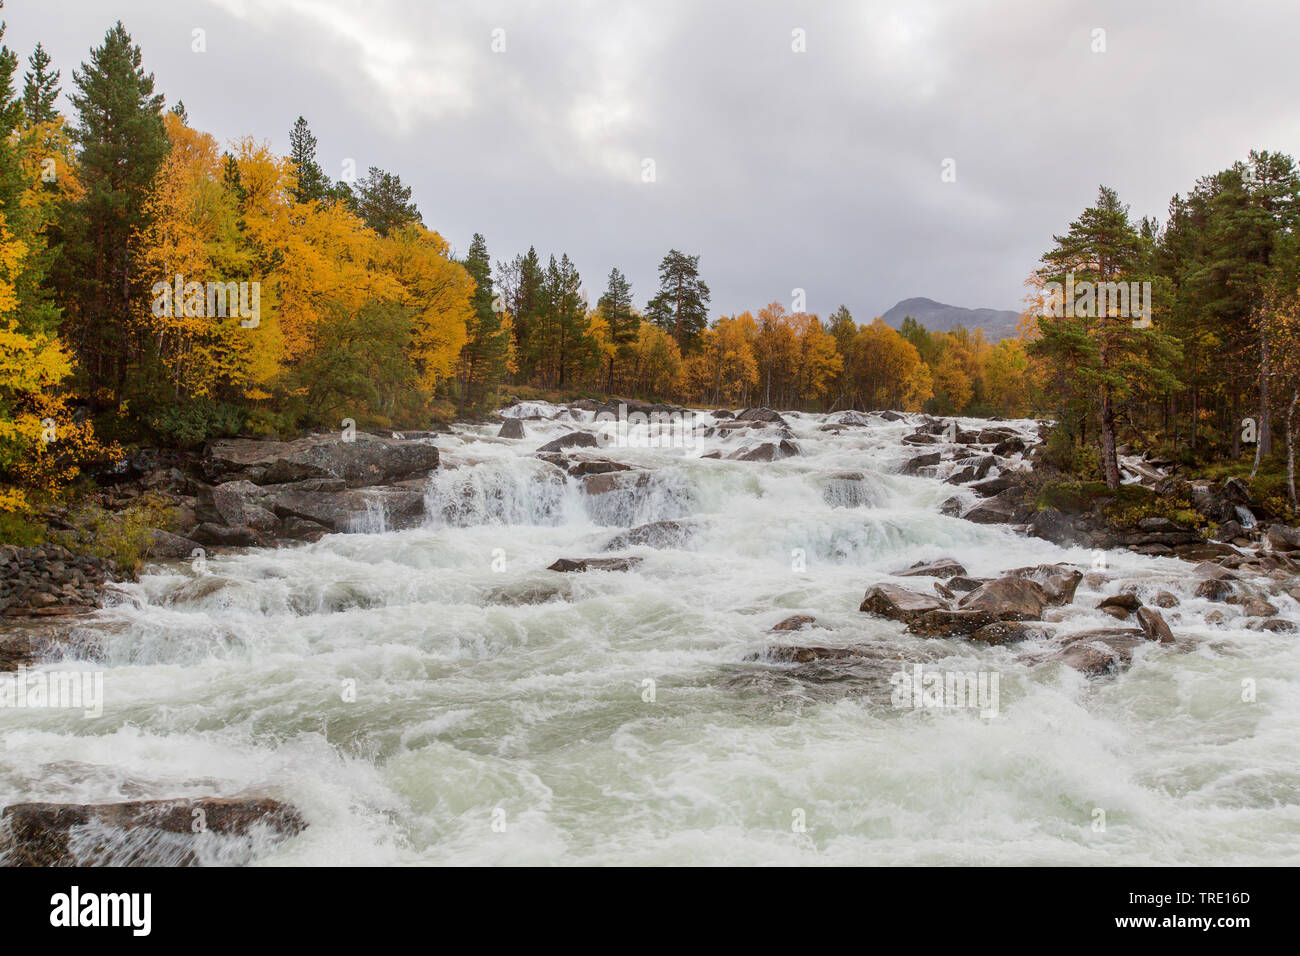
[970,621,1054,645]
[603,519,696,551]
[1101,606,1131,620]
[1266,524,1300,552]
[1205,609,1227,625]
[146,529,204,560]
[0,797,305,867]
[498,418,526,439]
[1252,618,1297,633]
[968,473,1017,497]
[1226,593,1279,617]
[1194,578,1235,602]
[770,615,826,632]
[581,471,651,496]
[895,558,967,579]
[748,644,859,663]
[1052,630,1144,676]
[1136,606,1175,643]
[992,436,1026,456]
[1098,593,1142,613]
[902,433,942,446]
[268,484,425,533]
[547,556,643,573]
[1154,590,1180,608]
[191,523,269,548]
[205,433,439,487]
[735,407,787,425]
[957,577,1049,621]
[946,576,987,593]
[1027,507,1088,547]
[211,480,279,531]
[859,584,946,623]
[962,488,1029,525]
[731,440,800,461]
[902,452,941,475]
[537,431,599,453]
[939,496,964,517]
[905,608,999,637]
[1006,565,1083,606]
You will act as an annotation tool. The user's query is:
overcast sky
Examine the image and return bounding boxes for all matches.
[8,0,1299,320]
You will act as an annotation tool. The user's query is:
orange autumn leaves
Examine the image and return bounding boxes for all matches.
[137,115,472,406]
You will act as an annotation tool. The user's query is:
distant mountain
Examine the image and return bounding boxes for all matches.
[880,297,1021,341]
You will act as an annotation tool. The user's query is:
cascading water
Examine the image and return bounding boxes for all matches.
[3,403,1298,865]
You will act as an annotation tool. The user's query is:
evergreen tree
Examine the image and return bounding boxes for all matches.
[1033,185,1180,488]
[21,41,59,126]
[645,249,710,351]
[596,267,637,393]
[355,166,420,236]
[456,233,512,412]
[56,21,168,409]
[288,115,328,204]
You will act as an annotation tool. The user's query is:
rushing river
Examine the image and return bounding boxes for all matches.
[4,404,1299,865]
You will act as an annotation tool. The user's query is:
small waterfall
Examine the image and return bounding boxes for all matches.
[1234,505,1257,530]
[423,458,579,527]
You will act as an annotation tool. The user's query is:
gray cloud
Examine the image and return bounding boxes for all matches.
[8,0,1299,320]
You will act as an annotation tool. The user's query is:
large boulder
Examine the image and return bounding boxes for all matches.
[268,483,426,533]
[1006,565,1082,606]
[1135,606,1175,644]
[205,433,439,487]
[905,608,999,637]
[859,584,946,623]
[1266,524,1300,552]
[498,418,526,439]
[210,480,279,531]
[0,797,305,866]
[537,431,599,452]
[731,440,800,461]
[1027,507,1088,546]
[962,488,1029,525]
[957,577,1049,621]
[735,407,787,425]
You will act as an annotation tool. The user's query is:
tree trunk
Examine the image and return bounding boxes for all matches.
[1252,323,1272,478]
[1288,387,1298,510]
[1100,385,1121,489]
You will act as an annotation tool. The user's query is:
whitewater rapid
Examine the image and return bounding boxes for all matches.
[3,405,1299,865]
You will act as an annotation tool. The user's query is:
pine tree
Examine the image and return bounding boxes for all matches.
[1034,185,1180,488]
[21,41,59,126]
[355,166,420,236]
[645,249,710,351]
[56,21,167,410]
[456,233,512,412]
[288,115,328,204]
[596,267,636,392]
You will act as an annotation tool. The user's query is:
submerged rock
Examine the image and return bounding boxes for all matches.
[547,556,643,573]
[859,584,946,623]
[1136,606,1175,643]
[537,431,599,453]
[0,797,305,867]
[957,577,1049,621]
[770,615,826,632]
[895,558,967,579]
